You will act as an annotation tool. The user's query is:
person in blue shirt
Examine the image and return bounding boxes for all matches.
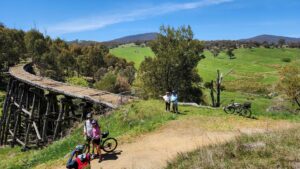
[171,90,179,113]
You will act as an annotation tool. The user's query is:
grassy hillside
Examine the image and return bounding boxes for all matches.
[166,127,300,169]
[110,45,300,85]
[2,99,298,169]
[0,100,178,169]
[198,48,300,84]
[110,45,300,101]
[110,44,155,68]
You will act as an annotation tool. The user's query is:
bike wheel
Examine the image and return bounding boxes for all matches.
[102,138,118,153]
[242,109,252,117]
[223,106,235,114]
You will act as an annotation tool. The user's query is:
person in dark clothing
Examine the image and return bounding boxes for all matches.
[66,145,90,169]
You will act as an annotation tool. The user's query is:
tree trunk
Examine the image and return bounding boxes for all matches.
[295,97,300,108]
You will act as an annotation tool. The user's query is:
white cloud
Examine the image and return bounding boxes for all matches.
[48,0,232,35]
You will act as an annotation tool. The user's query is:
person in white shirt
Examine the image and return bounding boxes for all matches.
[83,113,93,153]
[171,91,179,113]
[162,92,171,112]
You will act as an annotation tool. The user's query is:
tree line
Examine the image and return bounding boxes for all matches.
[0,24,136,93]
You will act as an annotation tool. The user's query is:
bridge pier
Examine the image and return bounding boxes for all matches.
[0,77,101,149]
[0,63,125,150]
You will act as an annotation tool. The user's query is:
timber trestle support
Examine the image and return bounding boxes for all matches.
[0,77,101,149]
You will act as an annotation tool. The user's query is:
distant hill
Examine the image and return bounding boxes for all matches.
[67,39,102,46]
[240,34,300,44]
[105,33,158,44]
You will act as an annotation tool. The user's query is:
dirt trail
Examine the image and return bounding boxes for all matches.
[85,119,296,169]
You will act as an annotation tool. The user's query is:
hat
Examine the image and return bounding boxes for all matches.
[75,144,84,152]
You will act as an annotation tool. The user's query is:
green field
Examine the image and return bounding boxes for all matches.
[110,43,155,68]
[110,45,300,103]
[198,48,300,84]
[111,45,300,84]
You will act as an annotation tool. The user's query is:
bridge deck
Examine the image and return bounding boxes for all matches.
[9,64,122,108]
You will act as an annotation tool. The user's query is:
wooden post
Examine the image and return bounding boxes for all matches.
[210,80,215,107]
[216,70,223,107]
[53,98,65,140]
[24,92,36,148]
[0,78,13,145]
[11,84,25,147]
[42,94,51,144]
[3,104,15,145]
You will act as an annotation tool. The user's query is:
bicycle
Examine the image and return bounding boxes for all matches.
[100,131,118,153]
[84,131,118,153]
[223,100,252,117]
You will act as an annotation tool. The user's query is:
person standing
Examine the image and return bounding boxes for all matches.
[171,91,179,113]
[83,113,93,153]
[162,92,171,112]
[91,120,102,163]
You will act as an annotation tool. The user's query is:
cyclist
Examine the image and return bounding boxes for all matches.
[83,113,93,153]
[66,145,90,169]
[91,119,102,163]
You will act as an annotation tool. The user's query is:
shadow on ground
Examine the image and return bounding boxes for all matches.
[102,150,122,161]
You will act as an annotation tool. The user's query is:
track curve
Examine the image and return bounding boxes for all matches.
[9,63,125,108]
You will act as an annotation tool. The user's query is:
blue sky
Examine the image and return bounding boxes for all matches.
[0,0,299,41]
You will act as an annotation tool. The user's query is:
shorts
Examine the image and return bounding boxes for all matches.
[92,138,101,145]
[86,136,92,143]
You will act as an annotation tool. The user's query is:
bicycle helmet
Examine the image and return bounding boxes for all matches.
[75,144,84,153]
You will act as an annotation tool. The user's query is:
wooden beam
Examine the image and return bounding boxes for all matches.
[33,122,42,140]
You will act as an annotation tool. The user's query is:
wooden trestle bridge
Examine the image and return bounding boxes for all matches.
[0,63,130,149]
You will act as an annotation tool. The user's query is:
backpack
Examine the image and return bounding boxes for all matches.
[75,153,90,169]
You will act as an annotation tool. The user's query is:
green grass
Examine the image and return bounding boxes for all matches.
[166,127,300,169]
[110,44,155,68]
[110,45,300,94]
[198,48,300,84]
[110,46,300,84]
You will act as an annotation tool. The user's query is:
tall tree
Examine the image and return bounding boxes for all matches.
[24,29,48,62]
[278,39,286,48]
[138,25,204,103]
[277,63,300,109]
[226,48,235,59]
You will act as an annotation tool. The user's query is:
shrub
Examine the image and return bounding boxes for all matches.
[115,75,131,93]
[204,82,212,89]
[94,72,117,92]
[281,58,291,62]
[66,76,89,87]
